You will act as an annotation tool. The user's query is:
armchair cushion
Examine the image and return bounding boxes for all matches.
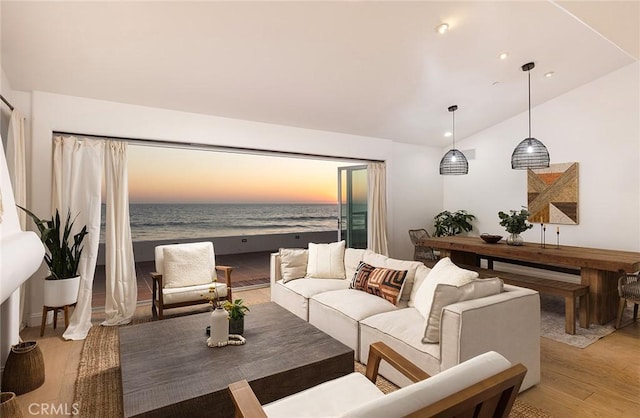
[263,372,384,417]
[161,242,215,288]
[279,248,308,283]
[306,241,346,279]
[162,282,227,305]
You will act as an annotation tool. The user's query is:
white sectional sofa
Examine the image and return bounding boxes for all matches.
[270,243,540,391]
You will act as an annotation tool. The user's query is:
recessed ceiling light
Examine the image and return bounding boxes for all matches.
[544,71,555,78]
[499,52,508,60]
[436,23,449,34]
[444,131,452,137]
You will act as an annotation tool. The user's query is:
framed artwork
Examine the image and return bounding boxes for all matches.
[527,162,579,224]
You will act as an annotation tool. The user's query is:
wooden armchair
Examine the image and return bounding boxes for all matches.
[228,342,527,418]
[151,242,233,319]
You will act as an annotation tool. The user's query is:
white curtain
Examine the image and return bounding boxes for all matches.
[6,110,28,329]
[367,162,389,256]
[101,140,137,326]
[53,135,104,341]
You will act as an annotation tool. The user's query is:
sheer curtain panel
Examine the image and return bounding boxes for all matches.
[53,135,104,340]
[7,110,28,328]
[102,140,137,326]
[367,162,389,256]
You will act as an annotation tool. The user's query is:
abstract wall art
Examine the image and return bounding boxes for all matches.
[527,162,579,225]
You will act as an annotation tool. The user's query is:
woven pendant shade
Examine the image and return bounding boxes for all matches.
[511,137,549,169]
[440,105,468,175]
[439,149,468,175]
[511,62,549,170]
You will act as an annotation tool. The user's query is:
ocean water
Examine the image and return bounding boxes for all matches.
[100,203,338,242]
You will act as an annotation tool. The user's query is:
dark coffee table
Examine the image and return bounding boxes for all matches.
[119,302,354,417]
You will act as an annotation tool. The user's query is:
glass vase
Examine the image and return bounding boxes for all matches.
[506,233,524,246]
[209,307,229,346]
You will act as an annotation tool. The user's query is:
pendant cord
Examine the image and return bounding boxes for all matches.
[528,70,532,139]
[452,110,456,150]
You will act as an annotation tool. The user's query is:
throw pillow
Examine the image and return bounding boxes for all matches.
[422,277,503,343]
[408,264,432,307]
[306,241,346,279]
[350,261,376,289]
[162,243,214,288]
[412,257,479,318]
[344,248,366,282]
[279,248,308,283]
[350,261,407,306]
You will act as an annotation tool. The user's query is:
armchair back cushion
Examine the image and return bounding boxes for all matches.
[342,351,511,418]
[155,242,215,288]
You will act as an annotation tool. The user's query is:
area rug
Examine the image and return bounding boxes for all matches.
[74,317,552,418]
[539,294,615,348]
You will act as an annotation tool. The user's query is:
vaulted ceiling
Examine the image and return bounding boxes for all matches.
[1,1,638,146]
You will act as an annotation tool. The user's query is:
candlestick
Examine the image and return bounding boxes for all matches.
[556,227,560,249]
[540,222,546,248]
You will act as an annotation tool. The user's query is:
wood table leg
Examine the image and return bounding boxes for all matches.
[564,296,576,335]
[40,306,48,337]
[581,268,618,325]
[579,292,589,329]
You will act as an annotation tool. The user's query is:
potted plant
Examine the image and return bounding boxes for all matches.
[224,299,250,335]
[17,206,88,307]
[498,208,533,246]
[433,210,476,237]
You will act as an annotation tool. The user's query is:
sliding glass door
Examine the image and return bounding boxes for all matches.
[338,165,367,249]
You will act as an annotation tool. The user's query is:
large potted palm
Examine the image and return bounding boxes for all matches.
[18,206,88,307]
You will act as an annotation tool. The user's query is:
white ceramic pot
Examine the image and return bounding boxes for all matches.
[43,276,80,307]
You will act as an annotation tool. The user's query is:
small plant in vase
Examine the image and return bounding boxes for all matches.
[498,208,533,246]
[224,299,250,335]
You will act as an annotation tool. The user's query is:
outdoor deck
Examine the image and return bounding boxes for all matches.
[92,251,272,308]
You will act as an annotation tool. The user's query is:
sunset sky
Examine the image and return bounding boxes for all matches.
[127,145,355,204]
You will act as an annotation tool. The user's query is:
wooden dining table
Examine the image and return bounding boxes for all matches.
[418,236,640,325]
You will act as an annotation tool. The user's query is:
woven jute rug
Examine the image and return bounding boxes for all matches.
[75,315,552,418]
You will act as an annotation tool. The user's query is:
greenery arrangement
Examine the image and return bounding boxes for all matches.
[224,299,250,320]
[433,210,476,237]
[18,206,88,280]
[498,208,533,234]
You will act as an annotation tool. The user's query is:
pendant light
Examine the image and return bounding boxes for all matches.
[439,105,468,175]
[511,62,550,169]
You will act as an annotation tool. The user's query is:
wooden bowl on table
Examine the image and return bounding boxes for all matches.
[480,234,502,244]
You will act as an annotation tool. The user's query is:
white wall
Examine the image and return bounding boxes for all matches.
[444,62,640,252]
[23,90,443,325]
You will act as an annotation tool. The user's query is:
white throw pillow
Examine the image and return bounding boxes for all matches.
[408,264,432,307]
[422,277,503,343]
[162,243,214,288]
[306,241,346,279]
[279,248,308,283]
[413,257,479,318]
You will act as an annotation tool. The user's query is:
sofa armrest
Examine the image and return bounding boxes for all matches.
[439,287,540,391]
[270,252,282,287]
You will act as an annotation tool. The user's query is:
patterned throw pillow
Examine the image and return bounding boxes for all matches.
[350,261,408,306]
[350,261,376,289]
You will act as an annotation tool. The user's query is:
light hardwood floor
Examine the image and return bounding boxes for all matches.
[13,287,640,417]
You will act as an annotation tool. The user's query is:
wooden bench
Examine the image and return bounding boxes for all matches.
[424,260,590,335]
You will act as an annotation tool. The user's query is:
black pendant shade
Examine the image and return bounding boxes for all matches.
[439,105,469,175]
[511,62,550,170]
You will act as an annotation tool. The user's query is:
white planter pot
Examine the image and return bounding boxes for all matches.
[43,276,80,307]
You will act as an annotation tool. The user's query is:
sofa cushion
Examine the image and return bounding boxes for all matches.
[306,241,346,279]
[413,257,479,318]
[264,372,383,418]
[279,248,308,283]
[422,277,504,343]
[311,289,398,321]
[280,278,350,299]
[345,248,366,281]
[408,264,432,308]
[162,242,214,288]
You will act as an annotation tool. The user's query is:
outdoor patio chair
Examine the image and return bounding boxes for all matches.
[151,241,232,319]
[228,342,526,418]
[408,228,437,262]
[616,272,640,329]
